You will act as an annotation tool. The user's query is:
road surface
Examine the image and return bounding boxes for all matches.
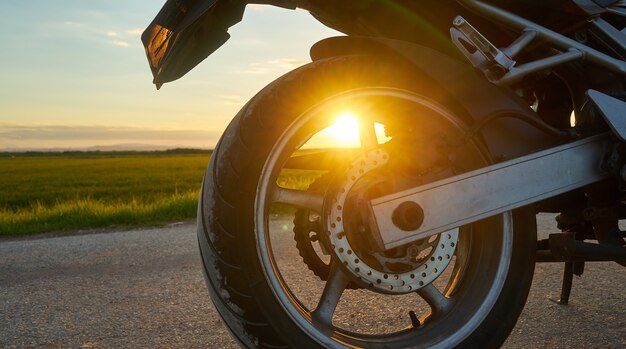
[1,214,624,348]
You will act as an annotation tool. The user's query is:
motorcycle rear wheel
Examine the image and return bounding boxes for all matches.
[198,55,536,348]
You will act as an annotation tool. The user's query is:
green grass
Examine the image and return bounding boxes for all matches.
[0,193,198,235]
[0,154,210,209]
[0,153,320,236]
[0,154,209,236]
[276,169,324,190]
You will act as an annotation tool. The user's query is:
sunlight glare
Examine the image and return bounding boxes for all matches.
[302,112,391,149]
[325,113,361,147]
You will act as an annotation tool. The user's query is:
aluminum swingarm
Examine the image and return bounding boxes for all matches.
[367,134,614,251]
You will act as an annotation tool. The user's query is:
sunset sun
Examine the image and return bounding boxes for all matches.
[325,113,361,147]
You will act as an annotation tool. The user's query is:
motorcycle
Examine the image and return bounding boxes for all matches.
[142,1,626,347]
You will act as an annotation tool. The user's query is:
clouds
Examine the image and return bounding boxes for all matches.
[63,21,85,27]
[217,95,245,105]
[57,19,139,48]
[0,124,221,148]
[126,28,144,36]
[105,27,144,48]
[1,2,339,150]
[268,58,308,69]
[112,40,130,47]
[105,28,143,47]
[104,28,138,48]
[243,58,308,74]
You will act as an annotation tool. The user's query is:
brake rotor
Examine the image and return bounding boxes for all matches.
[292,174,361,289]
[325,149,458,294]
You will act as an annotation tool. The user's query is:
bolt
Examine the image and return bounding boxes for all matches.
[392,201,425,231]
[407,245,419,257]
[574,30,588,43]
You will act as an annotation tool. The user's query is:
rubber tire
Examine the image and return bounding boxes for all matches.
[197,55,537,348]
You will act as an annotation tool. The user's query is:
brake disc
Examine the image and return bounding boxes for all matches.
[325,149,459,294]
[293,174,361,289]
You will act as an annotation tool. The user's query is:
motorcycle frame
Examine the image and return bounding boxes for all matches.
[143,0,626,260]
[458,0,626,84]
[307,1,626,259]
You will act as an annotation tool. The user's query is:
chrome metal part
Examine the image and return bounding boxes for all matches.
[572,0,606,15]
[417,283,455,316]
[588,17,626,59]
[459,0,626,77]
[451,15,583,85]
[326,149,457,294]
[587,89,626,141]
[310,262,350,327]
[272,186,324,212]
[451,16,516,78]
[502,29,537,58]
[607,6,626,17]
[370,134,611,250]
[536,232,626,262]
[497,50,583,85]
[555,261,574,305]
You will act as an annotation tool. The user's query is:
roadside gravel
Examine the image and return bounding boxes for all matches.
[1,214,624,348]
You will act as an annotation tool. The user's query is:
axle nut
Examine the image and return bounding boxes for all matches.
[392,201,424,231]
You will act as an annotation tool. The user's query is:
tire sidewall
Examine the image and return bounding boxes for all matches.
[203,55,536,349]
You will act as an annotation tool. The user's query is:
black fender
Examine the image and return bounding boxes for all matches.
[310,36,560,161]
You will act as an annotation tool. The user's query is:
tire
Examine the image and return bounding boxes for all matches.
[197,55,537,348]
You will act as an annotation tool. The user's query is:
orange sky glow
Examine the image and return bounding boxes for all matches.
[0,2,339,150]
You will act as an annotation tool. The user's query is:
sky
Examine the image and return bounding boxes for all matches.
[0,1,340,150]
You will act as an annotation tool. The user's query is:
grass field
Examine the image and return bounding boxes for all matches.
[0,153,320,236]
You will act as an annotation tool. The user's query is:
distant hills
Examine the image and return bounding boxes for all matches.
[0,144,213,157]
[0,143,211,153]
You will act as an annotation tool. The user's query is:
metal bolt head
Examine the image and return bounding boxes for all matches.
[392,201,425,231]
[574,30,588,43]
[407,244,419,257]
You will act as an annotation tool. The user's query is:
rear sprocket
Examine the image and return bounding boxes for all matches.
[293,174,361,289]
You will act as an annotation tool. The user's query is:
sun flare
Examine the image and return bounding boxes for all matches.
[302,112,390,148]
[325,113,361,147]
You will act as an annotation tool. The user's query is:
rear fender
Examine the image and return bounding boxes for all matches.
[310,36,560,160]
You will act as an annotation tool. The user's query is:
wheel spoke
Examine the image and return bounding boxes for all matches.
[417,283,454,316]
[359,119,378,150]
[311,261,350,327]
[271,186,324,212]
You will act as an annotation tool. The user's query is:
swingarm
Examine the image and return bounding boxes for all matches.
[368,134,613,250]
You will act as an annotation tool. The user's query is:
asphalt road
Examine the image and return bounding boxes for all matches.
[1,214,624,349]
